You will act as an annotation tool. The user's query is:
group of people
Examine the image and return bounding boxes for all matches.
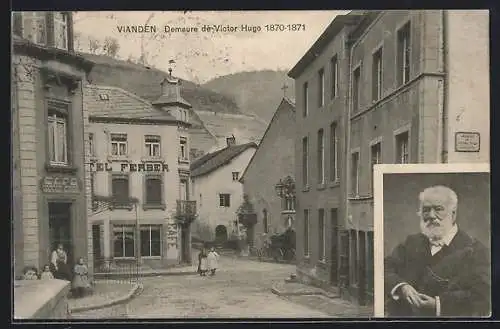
[197,246,220,276]
[22,243,91,298]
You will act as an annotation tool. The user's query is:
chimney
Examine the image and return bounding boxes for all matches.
[226,135,236,147]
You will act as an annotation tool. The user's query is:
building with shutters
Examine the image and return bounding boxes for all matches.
[288,10,489,307]
[11,11,94,278]
[84,74,195,270]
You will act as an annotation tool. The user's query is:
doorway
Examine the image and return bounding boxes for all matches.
[181,226,191,263]
[358,231,367,306]
[330,208,338,285]
[49,202,73,266]
[92,224,102,268]
[215,225,228,242]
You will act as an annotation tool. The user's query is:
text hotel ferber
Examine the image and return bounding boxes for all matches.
[89,162,169,172]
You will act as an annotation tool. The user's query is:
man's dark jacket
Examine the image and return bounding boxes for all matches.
[384,229,490,317]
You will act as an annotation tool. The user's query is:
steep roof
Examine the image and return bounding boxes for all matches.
[84,84,180,124]
[239,97,295,183]
[190,142,257,178]
[288,13,364,79]
[194,110,267,145]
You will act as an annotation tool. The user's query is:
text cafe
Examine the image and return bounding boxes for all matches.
[89,162,170,172]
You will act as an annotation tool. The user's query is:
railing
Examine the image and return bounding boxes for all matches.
[93,257,141,284]
[176,200,197,217]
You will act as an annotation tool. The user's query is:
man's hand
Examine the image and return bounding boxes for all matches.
[417,293,437,311]
[399,284,422,307]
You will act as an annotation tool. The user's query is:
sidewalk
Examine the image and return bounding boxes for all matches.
[68,280,142,314]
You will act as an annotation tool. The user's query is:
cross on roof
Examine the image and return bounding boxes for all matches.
[281,83,289,97]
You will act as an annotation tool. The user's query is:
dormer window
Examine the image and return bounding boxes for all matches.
[12,11,71,51]
[99,94,109,101]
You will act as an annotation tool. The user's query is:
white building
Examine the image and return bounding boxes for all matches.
[190,137,257,242]
[84,76,196,269]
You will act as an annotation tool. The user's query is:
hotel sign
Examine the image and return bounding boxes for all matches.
[455,132,480,152]
[41,176,81,194]
[89,162,169,172]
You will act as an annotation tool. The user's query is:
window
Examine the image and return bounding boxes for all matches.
[329,123,338,182]
[353,66,361,113]
[99,94,109,101]
[396,131,409,164]
[318,209,326,261]
[303,209,310,257]
[140,225,161,257]
[111,175,129,203]
[232,172,239,181]
[303,82,308,117]
[372,47,383,101]
[18,12,47,45]
[88,133,95,156]
[145,176,163,205]
[318,68,324,108]
[145,135,161,157]
[331,56,339,99]
[317,129,325,184]
[219,193,230,207]
[179,137,187,160]
[263,209,268,233]
[111,134,127,156]
[351,152,360,196]
[48,107,68,165]
[350,229,358,284]
[113,225,135,258]
[53,12,68,50]
[397,22,411,85]
[370,142,382,192]
[302,137,309,187]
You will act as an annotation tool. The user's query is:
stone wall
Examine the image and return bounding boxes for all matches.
[14,279,70,319]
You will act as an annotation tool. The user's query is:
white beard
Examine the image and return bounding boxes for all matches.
[420,220,447,241]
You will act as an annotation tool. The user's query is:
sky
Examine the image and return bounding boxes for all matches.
[73,11,349,83]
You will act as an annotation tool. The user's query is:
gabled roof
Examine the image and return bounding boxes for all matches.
[194,110,267,145]
[288,13,364,79]
[239,97,295,183]
[190,142,257,178]
[84,84,181,124]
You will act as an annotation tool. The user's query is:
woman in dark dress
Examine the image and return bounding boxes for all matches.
[197,247,208,276]
[50,243,71,281]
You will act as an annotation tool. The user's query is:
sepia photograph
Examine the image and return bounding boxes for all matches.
[373,164,491,318]
[11,10,490,320]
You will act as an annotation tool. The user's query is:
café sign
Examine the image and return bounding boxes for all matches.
[41,176,81,194]
[455,132,480,152]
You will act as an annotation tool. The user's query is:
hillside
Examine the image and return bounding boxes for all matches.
[81,53,241,116]
[203,70,295,124]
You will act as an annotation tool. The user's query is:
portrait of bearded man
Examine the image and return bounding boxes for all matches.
[384,185,490,317]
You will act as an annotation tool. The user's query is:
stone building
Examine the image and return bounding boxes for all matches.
[288,10,489,306]
[190,138,257,242]
[11,11,94,278]
[239,98,296,248]
[84,75,195,269]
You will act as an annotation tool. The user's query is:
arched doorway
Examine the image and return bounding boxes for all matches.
[215,225,228,242]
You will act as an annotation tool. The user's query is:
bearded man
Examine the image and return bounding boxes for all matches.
[384,185,490,317]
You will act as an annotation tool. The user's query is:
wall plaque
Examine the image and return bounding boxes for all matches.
[41,176,80,194]
[455,132,480,152]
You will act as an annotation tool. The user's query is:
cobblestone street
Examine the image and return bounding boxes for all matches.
[71,254,366,319]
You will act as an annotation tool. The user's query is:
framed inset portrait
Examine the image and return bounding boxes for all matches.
[373,163,491,318]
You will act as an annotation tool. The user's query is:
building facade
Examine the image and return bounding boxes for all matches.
[84,76,195,270]
[239,98,297,248]
[288,14,363,297]
[11,11,94,278]
[190,138,257,242]
[288,10,489,306]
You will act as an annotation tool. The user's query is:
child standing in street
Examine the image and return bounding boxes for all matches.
[207,247,220,276]
[40,264,54,280]
[198,248,208,276]
[72,257,91,298]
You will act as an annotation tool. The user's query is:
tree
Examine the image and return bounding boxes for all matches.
[237,194,257,247]
[103,37,120,58]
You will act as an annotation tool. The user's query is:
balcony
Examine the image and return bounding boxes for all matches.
[175,200,197,226]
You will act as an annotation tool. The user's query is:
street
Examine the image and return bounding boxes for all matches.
[72,254,333,319]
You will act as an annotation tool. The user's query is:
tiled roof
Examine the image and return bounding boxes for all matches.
[84,85,178,123]
[190,142,257,178]
[194,111,267,145]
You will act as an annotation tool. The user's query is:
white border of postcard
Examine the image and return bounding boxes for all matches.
[373,163,490,318]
